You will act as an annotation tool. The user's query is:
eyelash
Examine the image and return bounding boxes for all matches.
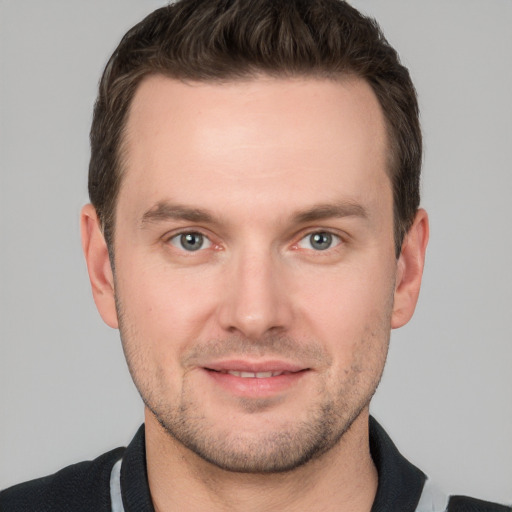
[295,231,343,251]
[165,229,344,254]
[167,231,214,252]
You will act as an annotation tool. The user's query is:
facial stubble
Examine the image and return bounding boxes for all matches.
[115,281,392,474]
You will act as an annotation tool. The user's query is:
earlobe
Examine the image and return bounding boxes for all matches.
[391,209,429,329]
[80,204,119,329]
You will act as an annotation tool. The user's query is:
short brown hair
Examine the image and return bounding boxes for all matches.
[89,0,421,257]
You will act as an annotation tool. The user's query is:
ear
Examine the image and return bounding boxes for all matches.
[391,208,429,329]
[80,204,119,329]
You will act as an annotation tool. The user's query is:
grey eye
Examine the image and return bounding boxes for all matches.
[309,232,332,250]
[297,232,340,251]
[169,232,211,251]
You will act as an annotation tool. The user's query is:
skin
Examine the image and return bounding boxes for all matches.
[81,75,428,511]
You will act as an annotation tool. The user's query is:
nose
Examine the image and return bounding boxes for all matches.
[217,247,294,340]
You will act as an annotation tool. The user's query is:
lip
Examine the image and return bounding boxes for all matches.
[203,359,307,373]
[201,359,310,398]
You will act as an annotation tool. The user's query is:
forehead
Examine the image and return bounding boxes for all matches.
[119,74,390,223]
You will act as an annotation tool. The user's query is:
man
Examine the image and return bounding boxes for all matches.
[0,0,509,511]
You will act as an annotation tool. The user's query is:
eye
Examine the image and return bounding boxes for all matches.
[297,231,341,251]
[168,232,212,252]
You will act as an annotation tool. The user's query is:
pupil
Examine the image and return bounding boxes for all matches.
[181,233,203,251]
[311,232,332,250]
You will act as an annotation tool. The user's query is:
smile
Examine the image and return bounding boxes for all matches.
[201,364,310,398]
[210,370,292,378]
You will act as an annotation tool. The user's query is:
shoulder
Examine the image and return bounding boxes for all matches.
[447,495,512,512]
[418,478,510,512]
[0,446,125,512]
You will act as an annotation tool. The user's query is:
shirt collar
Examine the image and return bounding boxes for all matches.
[120,417,426,512]
[369,416,426,512]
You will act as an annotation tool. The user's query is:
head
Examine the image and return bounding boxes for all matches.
[82,0,428,474]
[89,0,421,260]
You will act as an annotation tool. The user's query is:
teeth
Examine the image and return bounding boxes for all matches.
[255,371,273,378]
[226,370,284,378]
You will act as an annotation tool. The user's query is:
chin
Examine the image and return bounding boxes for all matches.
[150,394,369,474]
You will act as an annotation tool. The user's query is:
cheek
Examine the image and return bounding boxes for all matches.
[293,260,395,348]
[114,257,220,350]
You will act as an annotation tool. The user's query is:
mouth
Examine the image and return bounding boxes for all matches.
[206,369,300,378]
[200,361,310,397]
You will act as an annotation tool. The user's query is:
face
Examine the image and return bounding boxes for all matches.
[108,75,399,472]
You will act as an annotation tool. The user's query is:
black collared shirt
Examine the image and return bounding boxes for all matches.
[1,417,509,511]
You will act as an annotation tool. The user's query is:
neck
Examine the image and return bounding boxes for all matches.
[145,409,378,512]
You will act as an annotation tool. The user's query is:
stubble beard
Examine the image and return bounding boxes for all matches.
[147,379,378,474]
[115,296,391,474]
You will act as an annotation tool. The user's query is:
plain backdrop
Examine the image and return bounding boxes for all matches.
[1,0,511,504]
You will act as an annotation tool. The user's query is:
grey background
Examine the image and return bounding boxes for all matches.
[1,0,511,504]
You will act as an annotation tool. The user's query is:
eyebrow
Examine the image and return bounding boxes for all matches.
[140,202,215,227]
[292,201,368,224]
[140,199,368,229]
